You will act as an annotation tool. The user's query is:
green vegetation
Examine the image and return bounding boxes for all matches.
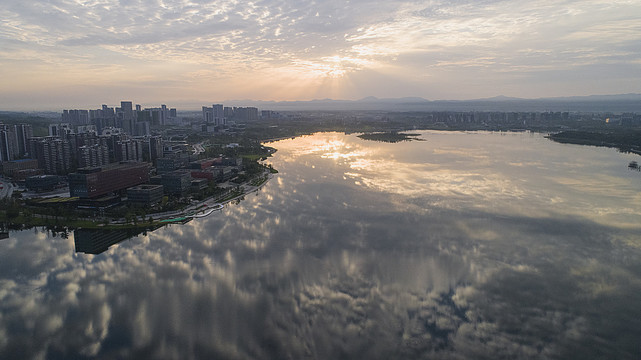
[547,130,641,154]
[249,174,269,187]
[216,187,245,203]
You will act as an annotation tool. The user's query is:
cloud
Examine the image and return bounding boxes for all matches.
[1,0,640,108]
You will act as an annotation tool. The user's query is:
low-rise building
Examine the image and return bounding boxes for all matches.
[191,166,236,182]
[156,157,180,174]
[13,168,44,182]
[25,175,61,192]
[2,159,39,177]
[191,178,209,192]
[127,184,164,206]
[69,162,150,199]
[189,158,216,170]
[161,170,191,196]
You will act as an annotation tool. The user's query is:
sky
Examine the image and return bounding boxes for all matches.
[1,0,641,110]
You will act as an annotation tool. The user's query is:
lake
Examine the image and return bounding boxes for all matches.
[1,131,641,359]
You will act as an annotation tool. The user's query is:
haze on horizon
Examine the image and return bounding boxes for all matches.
[1,0,640,111]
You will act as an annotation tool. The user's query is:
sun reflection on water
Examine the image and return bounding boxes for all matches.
[269,131,641,227]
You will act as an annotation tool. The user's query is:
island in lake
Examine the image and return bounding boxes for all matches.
[357,132,423,143]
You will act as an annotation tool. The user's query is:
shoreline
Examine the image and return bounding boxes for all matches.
[149,172,274,225]
[1,172,275,231]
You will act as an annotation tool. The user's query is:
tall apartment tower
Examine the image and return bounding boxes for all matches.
[0,123,33,161]
[161,104,168,126]
[213,104,224,124]
[62,109,90,125]
[120,101,134,119]
[90,105,116,134]
[30,137,73,175]
[14,124,33,157]
[117,101,135,135]
[202,104,226,126]
[0,125,15,162]
[202,106,213,123]
[78,144,110,168]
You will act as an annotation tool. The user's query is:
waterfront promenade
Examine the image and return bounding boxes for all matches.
[110,173,273,225]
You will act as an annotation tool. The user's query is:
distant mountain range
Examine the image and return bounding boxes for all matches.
[6,94,640,114]
[210,94,641,113]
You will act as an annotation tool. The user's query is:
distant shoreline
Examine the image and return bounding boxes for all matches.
[547,130,641,156]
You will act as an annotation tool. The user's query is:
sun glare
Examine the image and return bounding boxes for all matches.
[292,58,346,79]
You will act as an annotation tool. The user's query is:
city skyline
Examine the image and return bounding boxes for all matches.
[1,0,641,111]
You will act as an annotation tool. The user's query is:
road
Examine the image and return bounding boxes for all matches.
[0,178,13,199]
[193,142,205,155]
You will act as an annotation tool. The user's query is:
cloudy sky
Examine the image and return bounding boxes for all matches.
[1,0,641,110]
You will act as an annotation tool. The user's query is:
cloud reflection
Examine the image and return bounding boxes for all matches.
[1,132,641,359]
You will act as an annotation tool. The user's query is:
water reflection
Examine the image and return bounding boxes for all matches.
[0,223,8,240]
[74,228,146,254]
[1,131,640,359]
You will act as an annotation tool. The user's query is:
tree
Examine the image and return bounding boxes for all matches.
[6,205,19,219]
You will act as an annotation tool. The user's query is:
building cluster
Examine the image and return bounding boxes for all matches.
[0,103,176,202]
[0,101,174,180]
[25,124,164,176]
[605,113,641,126]
[396,111,641,129]
[201,103,260,132]
[2,106,246,212]
[0,123,33,162]
[63,101,178,136]
[59,152,243,210]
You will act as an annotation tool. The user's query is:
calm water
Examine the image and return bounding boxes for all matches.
[2,131,641,359]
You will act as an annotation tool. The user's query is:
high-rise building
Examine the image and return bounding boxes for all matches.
[77,125,97,135]
[49,123,74,137]
[233,107,259,121]
[114,139,144,162]
[135,121,150,136]
[213,104,224,122]
[147,135,163,164]
[62,109,90,125]
[90,106,115,134]
[0,123,31,161]
[29,137,73,175]
[14,124,33,157]
[116,101,135,135]
[0,124,16,162]
[202,104,226,126]
[78,144,110,168]
[120,101,133,119]
[142,106,170,127]
[202,106,213,123]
